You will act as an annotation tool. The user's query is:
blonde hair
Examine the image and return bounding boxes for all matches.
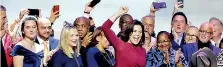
[59,25,80,58]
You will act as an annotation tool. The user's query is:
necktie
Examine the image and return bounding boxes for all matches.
[43,41,49,62]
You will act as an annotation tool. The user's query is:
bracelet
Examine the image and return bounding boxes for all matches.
[84,11,90,14]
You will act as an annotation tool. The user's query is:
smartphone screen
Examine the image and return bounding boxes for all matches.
[153,2,166,9]
[89,0,101,7]
[28,9,39,16]
[53,5,59,14]
[178,0,184,8]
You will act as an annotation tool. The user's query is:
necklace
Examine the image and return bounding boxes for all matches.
[22,40,35,52]
[100,50,115,66]
[96,45,114,66]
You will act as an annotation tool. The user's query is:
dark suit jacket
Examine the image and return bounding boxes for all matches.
[170,33,186,50]
[1,40,8,67]
[34,37,59,51]
[182,42,221,67]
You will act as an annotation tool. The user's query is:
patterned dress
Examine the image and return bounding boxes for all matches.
[146,48,188,67]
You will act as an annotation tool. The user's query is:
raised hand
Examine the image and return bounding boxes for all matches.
[175,48,181,63]
[174,2,183,11]
[84,2,94,13]
[118,6,129,15]
[109,6,129,23]
[81,32,93,47]
[19,8,29,20]
[150,2,160,12]
[172,27,178,40]
[163,50,169,64]
[49,5,60,23]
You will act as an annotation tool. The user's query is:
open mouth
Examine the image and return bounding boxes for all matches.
[176,26,181,30]
[201,36,206,39]
[133,36,139,42]
[72,40,77,43]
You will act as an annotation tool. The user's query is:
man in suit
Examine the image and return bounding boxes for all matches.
[209,17,223,48]
[35,18,59,66]
[0,5,14,67]
[182,22,221,67]
[171,12,188,50]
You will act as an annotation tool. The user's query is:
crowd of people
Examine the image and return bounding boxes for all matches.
[1,0,223,67]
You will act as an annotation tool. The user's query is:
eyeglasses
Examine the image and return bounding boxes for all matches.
[199,30,212,35]
[186,33,197,37]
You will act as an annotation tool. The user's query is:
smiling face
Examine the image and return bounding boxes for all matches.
[22,20,37,40]
[172,15,187,34]
[198,23,213,43]
[129,25,143,45]
[68,28,79,47]
[157,33,170,52]
[185,27,199,43]
[0,11,7,38]
[37,18,52,40]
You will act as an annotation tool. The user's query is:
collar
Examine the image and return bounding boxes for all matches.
[178,33,184,39]
[37,36,49,44]
[210,39,221,45]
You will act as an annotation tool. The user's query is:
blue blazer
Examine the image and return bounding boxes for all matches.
[181,42,198,67]
[170,33,186,51]
[34,37,59,51]
[182,42,221,67]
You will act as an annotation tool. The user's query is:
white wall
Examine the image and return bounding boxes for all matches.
[2,0,223,39]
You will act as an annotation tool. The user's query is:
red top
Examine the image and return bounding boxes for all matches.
[102,19,146,67]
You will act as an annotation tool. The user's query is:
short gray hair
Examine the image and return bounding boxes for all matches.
[209,17,223,28]
[0,5,6,11]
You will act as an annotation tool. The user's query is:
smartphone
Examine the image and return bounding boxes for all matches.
[89,26,95,32]
[153,2,167,9]
[53,5,60,14]
[178,0,184,8]
[89,0,101,7]
[28,9,39,16]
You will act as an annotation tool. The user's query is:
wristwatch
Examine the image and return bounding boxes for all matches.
[84,11,90,14]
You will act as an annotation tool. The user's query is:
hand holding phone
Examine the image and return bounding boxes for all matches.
[177,0,184,8]
[28,9,40,16]
[153,2,167,9]
[89,0,101,7]
[53,5,60,14]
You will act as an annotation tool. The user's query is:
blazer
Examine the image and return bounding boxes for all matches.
[182,42,221,67]
[170,33,186,51]
[34,37,59,51]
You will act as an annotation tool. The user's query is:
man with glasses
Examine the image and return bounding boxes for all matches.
[184,26,199,44]
[182,22,221,67]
